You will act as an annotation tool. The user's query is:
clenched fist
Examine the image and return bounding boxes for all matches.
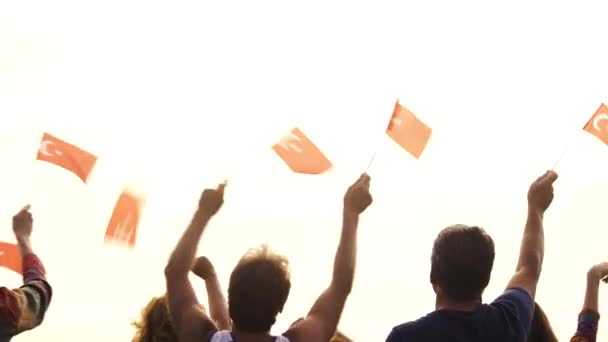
[528,171,558,213]
[192,256,217,280]
[344,173,373,215]
[588,262,608,283]
[198,182,227,216]
[13,205,33,239]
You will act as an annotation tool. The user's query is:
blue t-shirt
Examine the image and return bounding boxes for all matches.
[385,288,534,342]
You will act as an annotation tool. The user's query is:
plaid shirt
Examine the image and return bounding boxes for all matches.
[571,308,600,342]
[0,253,52,341]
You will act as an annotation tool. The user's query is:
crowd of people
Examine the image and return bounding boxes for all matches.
[0,170,606,341]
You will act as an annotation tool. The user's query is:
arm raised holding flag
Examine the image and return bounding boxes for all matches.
[285,173,373,341]
[165,182,226,341]
[0,206,53,340]
[502,171,558,337]
[507,171,558,298]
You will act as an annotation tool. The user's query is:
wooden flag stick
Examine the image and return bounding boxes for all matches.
[365,151,377,172]
[551,144,569,170]
[365,98,401,173]
[551,127,582,170]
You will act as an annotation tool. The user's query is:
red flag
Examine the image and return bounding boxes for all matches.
[0,242,22,274]
[272,127,332,174]
[36,132,97,183]
[104,190,144,248]
[583,103,608,145]
[386,100,432,158]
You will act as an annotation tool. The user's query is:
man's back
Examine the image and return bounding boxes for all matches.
[386,288,534,342]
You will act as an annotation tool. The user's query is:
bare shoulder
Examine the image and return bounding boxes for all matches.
[283,319,323,342]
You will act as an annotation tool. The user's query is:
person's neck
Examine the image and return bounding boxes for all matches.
[435,295,482,312]
[231,328,273,342]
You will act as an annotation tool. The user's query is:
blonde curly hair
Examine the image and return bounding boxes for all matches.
[132,295,206,342]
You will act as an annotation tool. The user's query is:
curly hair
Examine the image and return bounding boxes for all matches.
[528,302,558,342]
[228,244,291,333]
[131,295,179,342]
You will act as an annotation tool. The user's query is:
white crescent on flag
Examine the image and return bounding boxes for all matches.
[39,140,63,157]
[593,113,608,131]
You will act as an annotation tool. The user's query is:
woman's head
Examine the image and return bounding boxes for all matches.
[228,244,291,333]
[132,295,179,342]
[528,302,558,342]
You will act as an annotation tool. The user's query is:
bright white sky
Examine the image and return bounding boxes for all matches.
[1,1,608,341]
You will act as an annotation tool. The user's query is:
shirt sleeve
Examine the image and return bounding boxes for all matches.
[570,308,600,342]
[0,253,53,336]
[490,288,535,337]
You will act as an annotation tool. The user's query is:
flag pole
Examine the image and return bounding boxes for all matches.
[365,151,377,172]
[365,98,401,173]
[552,108,596,170]
[551,144,569,170]
[551,125,582,170]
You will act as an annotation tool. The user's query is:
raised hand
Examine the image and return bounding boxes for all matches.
[527,170,558,213]
[192,256,217,280]
[12,205,33,239]
[588,262,608,283]
[344,173,373,215]
[198,182,227,216]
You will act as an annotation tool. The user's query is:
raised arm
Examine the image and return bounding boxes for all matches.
[164,183,226,341]
[192,256,231,330]
[0,206,52,337]
[507,171,558,299]
[285,173,372,342]
[570,262,606,342]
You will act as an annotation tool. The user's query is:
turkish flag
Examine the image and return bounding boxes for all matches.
[583,103,608,145]
[36,132,97,183]
[0,242,22,274]
[386,100,432,159]
[272,127,332,174]
[104,190,144,248]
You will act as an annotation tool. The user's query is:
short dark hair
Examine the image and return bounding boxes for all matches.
[430,224,495,301]
[228,244,291,333]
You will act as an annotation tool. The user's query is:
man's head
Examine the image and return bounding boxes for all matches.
[430,224,495,301]
[228,244,291,333]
